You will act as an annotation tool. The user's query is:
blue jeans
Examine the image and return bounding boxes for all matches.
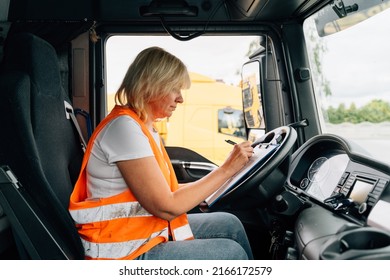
[136,212,253,260]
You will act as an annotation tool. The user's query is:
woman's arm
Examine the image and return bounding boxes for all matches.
[117,141,253,221]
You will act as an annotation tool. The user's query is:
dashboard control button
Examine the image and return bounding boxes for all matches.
[358,202,367,214]
[300,178,310,189]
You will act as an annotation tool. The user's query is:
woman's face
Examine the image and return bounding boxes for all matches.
[148,89,184,120]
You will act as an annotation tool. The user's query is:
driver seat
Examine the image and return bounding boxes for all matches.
[0,32,85,259]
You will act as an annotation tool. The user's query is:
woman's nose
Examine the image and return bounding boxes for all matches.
[176,93,184,103]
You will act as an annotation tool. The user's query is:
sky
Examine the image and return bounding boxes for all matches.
[318,7,390,108]
[106,35,257,94]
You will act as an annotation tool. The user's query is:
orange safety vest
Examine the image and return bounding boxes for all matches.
[69,105,194,260]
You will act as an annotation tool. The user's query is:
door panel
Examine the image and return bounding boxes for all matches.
[165,147,217,183]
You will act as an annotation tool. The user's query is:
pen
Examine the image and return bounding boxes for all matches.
[225,139,237,145]
[226,139,264,147]
[226,139,274,148]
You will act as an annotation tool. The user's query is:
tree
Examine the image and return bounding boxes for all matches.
[305,16,332,98]
[245,38,261,58]
[327,100,390,124]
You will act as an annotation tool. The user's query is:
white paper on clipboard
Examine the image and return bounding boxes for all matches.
[205,143,279,206]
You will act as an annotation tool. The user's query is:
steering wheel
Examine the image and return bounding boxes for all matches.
[204,126,297,211]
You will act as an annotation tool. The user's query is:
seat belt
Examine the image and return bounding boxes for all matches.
[64,101,87,153]
[74,108,92,139]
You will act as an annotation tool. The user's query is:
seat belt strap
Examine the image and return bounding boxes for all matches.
[64,101,87,153]
[74,108,92,139]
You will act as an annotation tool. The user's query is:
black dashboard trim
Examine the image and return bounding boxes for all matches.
[283,134,390,259]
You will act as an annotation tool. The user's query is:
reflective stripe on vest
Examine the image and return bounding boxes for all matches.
[171,223,194,241]
[69,201,151,224]
[69,105,194,260]
[81,228,169,259]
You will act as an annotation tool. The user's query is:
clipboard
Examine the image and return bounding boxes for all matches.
[205,143,279,206]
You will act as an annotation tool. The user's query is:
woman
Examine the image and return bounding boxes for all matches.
[69,46,254,260]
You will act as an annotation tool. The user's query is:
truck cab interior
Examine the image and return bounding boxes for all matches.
[1,0,390,260]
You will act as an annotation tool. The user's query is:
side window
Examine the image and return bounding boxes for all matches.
[105,35,260,165]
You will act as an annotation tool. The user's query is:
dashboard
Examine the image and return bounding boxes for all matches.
[283,134,390,259]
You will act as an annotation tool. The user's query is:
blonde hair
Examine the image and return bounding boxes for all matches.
[115,46,191,121]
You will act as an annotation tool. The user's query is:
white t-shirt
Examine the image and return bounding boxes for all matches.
[86,116,161,199]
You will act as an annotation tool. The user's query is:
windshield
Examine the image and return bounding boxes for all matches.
[303,1,390,164]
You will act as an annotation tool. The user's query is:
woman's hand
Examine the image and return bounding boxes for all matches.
[219,141,254,177]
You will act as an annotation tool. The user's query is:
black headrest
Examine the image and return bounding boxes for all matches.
[3,32,62,97]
